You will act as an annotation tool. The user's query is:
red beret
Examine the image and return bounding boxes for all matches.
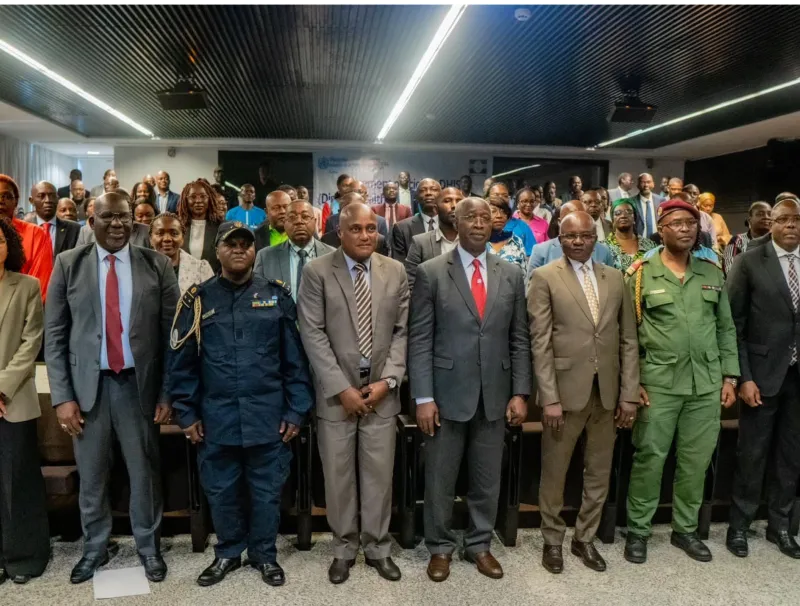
[657,199,700,223]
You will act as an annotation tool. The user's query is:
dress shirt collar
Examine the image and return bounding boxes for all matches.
[421,213,439,230]
[457,244,487,270]
[434,227,457,244]
[568,256,594,274]
[97,242,131,264]
[343,251,371,273]
[773,240,800,257]
[639,193,653,203]
[36,215,56,227]
[290,240,316,256]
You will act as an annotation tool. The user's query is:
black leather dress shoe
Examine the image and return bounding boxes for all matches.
[671,531,712,562]
[328,558,355,584]
[252,562,285,586]
[197,557,241,587]
[571,539,606,572]
[766,528,800,559]
[624,533,647,564]
[726,528,749,558]
[542,545,563,574]
[70,553,110,584]
[0,568,7,585]
[365,557,401,581]
[12,575,31,584]
[140,555,168,582]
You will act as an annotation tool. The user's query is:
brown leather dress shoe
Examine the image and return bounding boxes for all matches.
[464,551,503,579]
[542,544,564,574]
[427,554,452,582]
[571,539,606,572]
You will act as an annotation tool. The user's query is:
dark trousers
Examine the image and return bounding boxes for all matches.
[0,419,50,577]
[197,440,292,564]
[423,403,505,557]
[730,368,800,531]
[74,370,162,558]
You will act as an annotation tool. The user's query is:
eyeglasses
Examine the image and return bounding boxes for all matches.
[662,219,698,231]
[613,208,634,217]
[96,211,132,224]
[560,232,597,242]
[773,215,800,226]
[287,213,315,222]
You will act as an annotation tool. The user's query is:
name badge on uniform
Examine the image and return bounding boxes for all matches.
[252,300,276,308]
[202,308,216,320]
[647,289,666,295]
[702,285,722,292]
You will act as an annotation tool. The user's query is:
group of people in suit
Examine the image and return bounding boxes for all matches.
[0,165,798,594]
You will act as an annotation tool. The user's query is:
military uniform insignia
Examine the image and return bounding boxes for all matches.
[202,308,216,320]
[252,300,276,308]
[647,289,666,295]
[171,284,203,351]
[267,278,292,295]
[702,285,722,292]
[626,258,645,277]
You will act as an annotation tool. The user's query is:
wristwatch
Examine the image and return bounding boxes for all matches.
[724,377,738,388]
[383,377,398,390]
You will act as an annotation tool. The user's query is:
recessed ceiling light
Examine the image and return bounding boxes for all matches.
[87,151,100,155]
[376,4,467,141]
[0,39,155,137]
[597,76,800,148]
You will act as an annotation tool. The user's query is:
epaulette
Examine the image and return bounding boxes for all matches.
[267,278,292,296]
[171,284,203,351]
[697,256,723,271]
[626,258,646,277]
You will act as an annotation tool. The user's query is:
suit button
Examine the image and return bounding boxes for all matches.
[594,333,600,338]
[480,331,484,337]
[477,359,481,366]
[589,357,595,363]
[97,334,102,340]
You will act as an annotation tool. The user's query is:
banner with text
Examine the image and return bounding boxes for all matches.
[312,151,492,207]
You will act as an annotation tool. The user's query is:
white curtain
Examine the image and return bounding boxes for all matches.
[29,144,72,193]
[0,134,31,205]
[0,134,74,212]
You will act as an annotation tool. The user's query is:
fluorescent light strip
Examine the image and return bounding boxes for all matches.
[597,76,800,148]
[225,181,241,193]
[492,164,541,179]
[87,151,100,155]
[376,4,467,141]
[0,39,155,137]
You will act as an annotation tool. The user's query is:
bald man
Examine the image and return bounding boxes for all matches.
[526,201,614,284]
[298,202,409,584]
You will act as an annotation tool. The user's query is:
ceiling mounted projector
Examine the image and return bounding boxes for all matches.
[157,80,208,111]
[608,76,657,123]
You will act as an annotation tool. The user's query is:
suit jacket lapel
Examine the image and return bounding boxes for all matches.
[447,249,481,323]
[86,245,101,328]
[481,254,501,325]
[279,241,291,283]
[370,254,385,337]
[557,257,594,325]
[55,218,66,255]
[203,222,217,262]
[331,249,359,334]
[0,272,20,328]
[129,246,143,327]
[764,243,795,313]
[594,262,608,321]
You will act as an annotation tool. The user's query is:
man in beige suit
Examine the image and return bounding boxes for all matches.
[528,211,639,575]
[297,203,409,585]
[0,221,48,584]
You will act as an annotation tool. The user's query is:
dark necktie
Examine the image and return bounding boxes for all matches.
[105,255,125,373]
[354,263,372,359]
[788,254,799,364]
[470,258,486,319]
[428,217,435,232]
[296,249,308,290]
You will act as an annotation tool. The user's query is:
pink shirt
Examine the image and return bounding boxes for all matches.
[512,211,549,245]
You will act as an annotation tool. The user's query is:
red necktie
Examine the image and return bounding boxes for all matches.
[105,255,125,373]
[41,222,53,256]
[471,258,486,319]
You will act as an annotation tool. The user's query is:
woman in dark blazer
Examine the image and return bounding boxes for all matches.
[176,179,225,274]
[0,218,48,584]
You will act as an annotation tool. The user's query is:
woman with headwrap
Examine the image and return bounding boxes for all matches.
[697,192,732,251]
[604,198,657,272]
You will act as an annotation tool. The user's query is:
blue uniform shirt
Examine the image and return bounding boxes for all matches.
[226,205,267,229]
[169,275,314,447]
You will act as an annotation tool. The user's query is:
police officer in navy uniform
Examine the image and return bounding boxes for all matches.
[169,221,314,588]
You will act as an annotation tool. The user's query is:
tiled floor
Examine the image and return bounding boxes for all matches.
[6,523,799,606]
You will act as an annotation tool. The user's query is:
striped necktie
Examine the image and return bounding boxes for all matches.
[788,254,799,364]
[354,263,372,359]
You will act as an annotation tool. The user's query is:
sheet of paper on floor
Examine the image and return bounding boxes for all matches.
[93,566,151,599]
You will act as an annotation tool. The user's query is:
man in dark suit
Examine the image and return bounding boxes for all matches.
[409,197,532,582]
[391,178,442,261]
[28,182,81,259]
[584,190,613,241]
[45,191,180,584]
[254,190,290,252]
[404,186,463,290]
[631,173,664,238]
[254,200,336,301]
[726,198,800,559]
[321,192,390,256]
[373,181,412,231]
[57,169,82,199]
[155,171,180,214]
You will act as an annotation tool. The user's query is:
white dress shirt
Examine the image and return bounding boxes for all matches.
[398,187,412,209]
[568,256,598,299]
[423,213,439,233]
[435,228,459,255]
[157,192,170,214]
[97,243,135,370]
[36,215,57,255]
[772,240,800,287]
[639,195,656,236]
[417,245,487,405]
[289,240,318,301]
[189,220,206,259]
[594,217,606,242]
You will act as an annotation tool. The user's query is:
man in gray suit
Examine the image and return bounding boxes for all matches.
[409,197,532,582]
[253,199,335,301]
[297,203,409,585]
[404,186,463,290]
[45,191,180,584]
[607,172,637,203]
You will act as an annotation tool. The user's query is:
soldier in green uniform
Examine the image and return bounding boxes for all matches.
[623,199,739,564]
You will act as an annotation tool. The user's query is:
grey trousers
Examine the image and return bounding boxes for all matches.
[317,413,396,559]
[73,370,162,558]
[424,405,505,557]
